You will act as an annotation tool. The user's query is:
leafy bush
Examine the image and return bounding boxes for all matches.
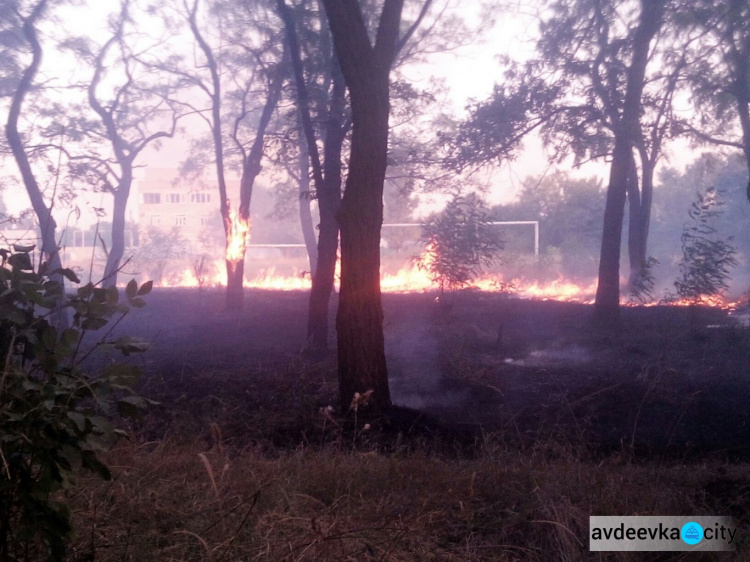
[416,193,504,293]
[629,256,659,304]
[0,245,152,561]
[673,187,738,303]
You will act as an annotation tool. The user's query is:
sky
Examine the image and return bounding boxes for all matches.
[1,0,697,229]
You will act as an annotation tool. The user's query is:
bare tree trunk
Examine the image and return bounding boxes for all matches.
[626,153,644,291]
[307,60,345,352]
[278,0,345,352]
[594,0,664,326]
[297,126,318,277]
[595,137,631,324]
[103,174,131,287]
[5,0,67,308]
[323,0,404,414]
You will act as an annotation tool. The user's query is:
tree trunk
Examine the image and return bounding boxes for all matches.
[225,51,284,311]
[323,0,403,414]
[626,153,644,291]
[336,96,391,411]
[297,129,318,277]
[307,59,345,352]
[279,0,345,352]
[226,257,245,310]
[5,0,67,324]
[103,170,132,288]
[593,0,664,326]
[594,137,631,325]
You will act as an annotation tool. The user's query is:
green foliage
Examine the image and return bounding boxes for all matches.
[416,194,504,293]
[674,187,738,303]
[0,245,152,561]
[492,172,605,280]
[630,257,659,304]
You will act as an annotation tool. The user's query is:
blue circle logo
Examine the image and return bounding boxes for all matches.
[681,522,704,545]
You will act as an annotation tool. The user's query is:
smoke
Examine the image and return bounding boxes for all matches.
[385,296,470,411]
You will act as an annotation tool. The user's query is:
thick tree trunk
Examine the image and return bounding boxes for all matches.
[593,0,664,326]
[323,0,403,414]
[595,137,631,325]
[336,94,391,412]
[226,258,245,310]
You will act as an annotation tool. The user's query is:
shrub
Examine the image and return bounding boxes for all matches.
[415,193,504,294]
[0,245,152,561]
[674,187,738,303]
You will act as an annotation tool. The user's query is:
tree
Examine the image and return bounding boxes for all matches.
[134,226,189,285]
[493,171,605,278]
[162,0,286,310]
[277,0,348,353]
[448,0,672,324]
[62,0,182,288]
[3,0,68,307]
[674,186,738,303]
[321,0,405,414]
[416,193,503,294]
[679,1,750,203]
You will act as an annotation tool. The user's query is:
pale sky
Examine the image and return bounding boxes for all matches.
[1,0,694,228]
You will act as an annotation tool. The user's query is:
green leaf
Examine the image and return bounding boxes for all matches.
[53,268,81,284]
[136,280,153,296]
[8,252,33,271]
[102,364,142,387]
[117,395,148,419]
[125,278,137,299]
[77,282,94,299]
[66,411,88,432]
[129,297,146,308]
[61,328,80,347]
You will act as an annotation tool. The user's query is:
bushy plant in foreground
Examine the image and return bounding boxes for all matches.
[0,245,152,561]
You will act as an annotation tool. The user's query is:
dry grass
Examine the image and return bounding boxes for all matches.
[66,433,749,561]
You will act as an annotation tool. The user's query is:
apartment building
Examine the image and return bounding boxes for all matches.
[137,168,219,250]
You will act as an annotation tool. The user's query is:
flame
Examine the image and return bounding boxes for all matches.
[225,208,251,264]
[154,246,741,309]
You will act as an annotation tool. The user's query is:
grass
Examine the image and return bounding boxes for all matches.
[53,293,750,560]
[66,431,749,561]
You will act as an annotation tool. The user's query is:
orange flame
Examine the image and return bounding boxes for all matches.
[226,208,251,264]
[155,246,741,309]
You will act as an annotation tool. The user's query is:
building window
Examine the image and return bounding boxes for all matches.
[174,215,186,226]
[149,215,160,226]
[200,215,211,226]
[167,193,182,203]
[143,193,161,204]
[191,193,210,203]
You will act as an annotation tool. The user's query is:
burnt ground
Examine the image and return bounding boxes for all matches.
[104,287,750,460]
